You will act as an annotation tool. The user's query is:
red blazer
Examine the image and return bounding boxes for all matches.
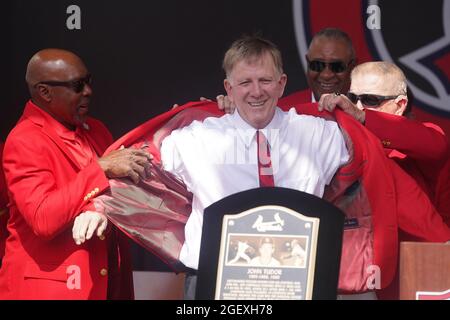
[0,101,133,300]
[94,101,450,293]
[364,110,449,199]
[278,88,313,106]
[0,141,8,260]
[436,159,450,226]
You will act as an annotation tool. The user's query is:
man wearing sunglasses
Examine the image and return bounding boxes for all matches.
[318,61,448,206]
[303,28,355,102]
[214,28,356,112]
[319,62,450,299]
[0,49,152,299]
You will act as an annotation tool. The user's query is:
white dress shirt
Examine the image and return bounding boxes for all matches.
[161,107,349,269]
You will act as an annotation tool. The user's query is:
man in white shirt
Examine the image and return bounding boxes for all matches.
[249,237,281,267]
[160,35,349,298]
[214,28,356,110]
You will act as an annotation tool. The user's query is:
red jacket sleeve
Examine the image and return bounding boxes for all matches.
[0,142,8,211]
[391,160,450,241]
[3,132,110,240]
[364,109,449,163]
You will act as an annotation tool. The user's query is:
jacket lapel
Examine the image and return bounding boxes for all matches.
[84,124,104,157]
[40,126,82,171]
[24,101,82,171]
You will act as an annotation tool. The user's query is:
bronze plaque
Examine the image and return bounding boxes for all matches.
[215,205,319,300]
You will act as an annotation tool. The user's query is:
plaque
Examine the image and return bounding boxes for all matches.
[196,187,344,300]
[215,205,319,300]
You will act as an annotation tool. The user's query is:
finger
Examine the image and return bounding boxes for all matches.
[97,217,108,237]
[142,149,154,160]
[74,214,89,244]
[73,216,84,245]
[143,162,152,178]
[77,214,92,244]
[317,101,325,112]
[216,95,225,110]
[325,102,336,112]
[128,169,140,184]
[131,162,146,179]
[223,97,235,114]
[224,103,235,114]
[86,215,101,240]
[131,149,152,161]
[132,154,152,166]
[72,216,81,245]
[318,94,328,111]
[330,96,349,112]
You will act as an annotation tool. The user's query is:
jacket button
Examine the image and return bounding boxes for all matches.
[100,268,108,276]
[94,187,100,193]
[99,234,106,241]
[84,196,88,201]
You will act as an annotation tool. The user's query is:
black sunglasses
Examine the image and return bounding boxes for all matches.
[307,58,353,73]
[36,74,92,93]
[347,92,398,107]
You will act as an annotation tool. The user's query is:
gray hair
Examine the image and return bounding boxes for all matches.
[309,27,355,60]
[223,35,283,78]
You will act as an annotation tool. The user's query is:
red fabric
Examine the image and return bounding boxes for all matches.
[0,101,133,300]
[279,91,450,296]
[94,102,222,268]
[281,90,450,212]
[257,131,275,187]
[362,108,450,299]
[278,89,312,106]
[365,109,449,201]
[96,100,450,293]
[0,141,8,260]
[435,159,450,226]
[55,124,99,168]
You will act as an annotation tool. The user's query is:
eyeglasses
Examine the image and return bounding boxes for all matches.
[36,74,92,93]
[346,92,398,107]
[307,58,353,73]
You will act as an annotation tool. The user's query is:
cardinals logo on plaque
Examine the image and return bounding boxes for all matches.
[215,205,319,300]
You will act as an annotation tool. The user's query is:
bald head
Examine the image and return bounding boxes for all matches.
[25,48,92,130]
[26,49,87,93]
[350,61,409,116]
[351,61,407,96]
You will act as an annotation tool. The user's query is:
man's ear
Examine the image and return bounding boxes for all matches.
[36,84,52,103]
[224,79,234,103]
[278,74,287,98]
[347,58,358,74]
[394,95,408,116]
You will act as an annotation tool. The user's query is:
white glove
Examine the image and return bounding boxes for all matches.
[72,211,108,245]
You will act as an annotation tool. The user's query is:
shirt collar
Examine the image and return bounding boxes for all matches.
[231,107,283,148]
[24,100,89,140]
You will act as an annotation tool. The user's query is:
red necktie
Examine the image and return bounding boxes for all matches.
[257,130,275,187]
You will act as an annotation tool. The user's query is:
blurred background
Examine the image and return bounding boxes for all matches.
[2,0,449,298]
